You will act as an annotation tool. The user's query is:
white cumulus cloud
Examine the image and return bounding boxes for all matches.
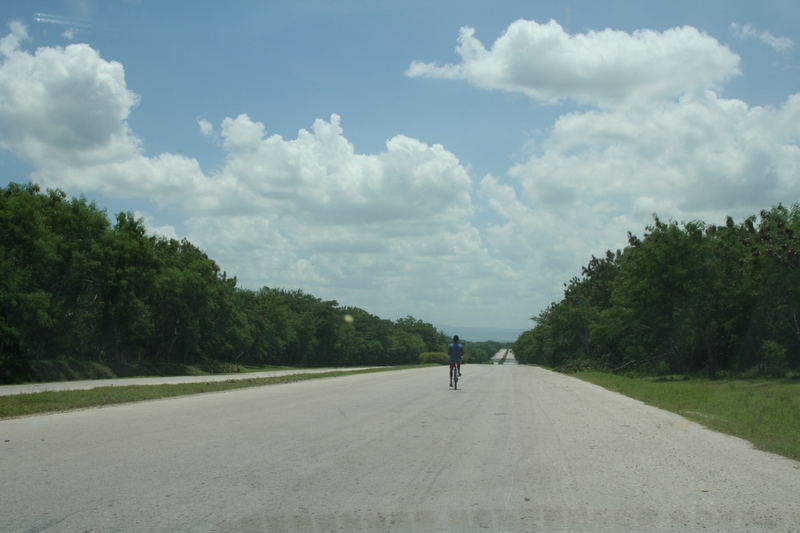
[479,90,800,303]
[407,19,741,108]
[0,22,516,327]
[0,21,28,56]
[184,112,496,319]
[3,18,799,331]
[516,91,799,215]
[215,113,474,226]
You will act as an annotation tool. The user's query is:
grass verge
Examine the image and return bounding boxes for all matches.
[573,371,800,462]
[21,358,300,383]
[0,365,432,419]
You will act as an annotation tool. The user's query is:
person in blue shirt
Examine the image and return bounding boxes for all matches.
[448,335,463,388]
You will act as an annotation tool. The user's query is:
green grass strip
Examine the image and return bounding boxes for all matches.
[0,365,432,419]
[574,371,800,462]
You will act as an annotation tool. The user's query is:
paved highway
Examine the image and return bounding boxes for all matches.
[2,365,798,532]
[490,349,517,364]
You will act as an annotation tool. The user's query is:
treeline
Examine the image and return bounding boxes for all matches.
[0,183,469,383]
[419,340,505,365]
[463,340,506,363]
[514,205,800,378]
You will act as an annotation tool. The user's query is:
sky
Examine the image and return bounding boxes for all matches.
[1,1,799,336]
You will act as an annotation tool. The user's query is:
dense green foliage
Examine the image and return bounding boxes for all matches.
[514,207,800,378]
[463,340,505,363]
[419,352,449,365]
[0,183,449,383]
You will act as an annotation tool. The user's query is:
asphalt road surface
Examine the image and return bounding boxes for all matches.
[490,349,517,364]
[2,365,799,532]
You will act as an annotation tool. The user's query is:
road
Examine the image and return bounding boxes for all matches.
[0,368,378,396]
[2,365,799,532]
[490,349,517,364]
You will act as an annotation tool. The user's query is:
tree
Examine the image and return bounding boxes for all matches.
[515,206,800,377]
[0,183,459,380]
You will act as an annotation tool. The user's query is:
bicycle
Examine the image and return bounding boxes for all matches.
[448,335,464,390]
[450,363,460,390]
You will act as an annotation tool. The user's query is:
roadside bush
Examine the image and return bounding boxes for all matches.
[196,360,241,374]
[28,360,79,382]
[83,362,116,379]
[419,352,448,365]
[555,358,596,373]
[761,341,788,378]
[28,359,118,382]
[149,361,198,376]
[0,323,30,384]
[0,350,30,384]
[105,361,152,378]
[22,358,247,382]
[739,366,762,379]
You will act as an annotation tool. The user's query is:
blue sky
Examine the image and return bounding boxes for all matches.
[1,1,798,334]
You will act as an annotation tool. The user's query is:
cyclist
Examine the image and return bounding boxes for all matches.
[448,335,463,387]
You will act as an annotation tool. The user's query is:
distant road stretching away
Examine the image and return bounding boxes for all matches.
[490,349,517,364]
[2,365,799,532]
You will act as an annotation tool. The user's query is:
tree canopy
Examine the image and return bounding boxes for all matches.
[514,207,800,378]
[0,183,460,383]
